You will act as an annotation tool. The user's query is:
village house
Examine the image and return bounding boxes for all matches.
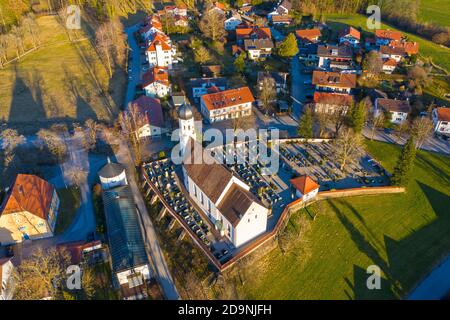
[312,71,357,94]
[57,240,104,265]
[142,66,170,98]
[432,107,450,136]
[98,161,128,191]
[224,12,242,30]
[317,45,353,70]
[129,95,165,139]
[139,15,163,41]
[257,71,288,93]
[375,29,402,46]
[99,163,151,300]
[382,58,398,74]
[394,41,419,56]
[200,87,255,123]
[268,0,292,17]
[244,38,274,60]
[299,43,319,66]
[339,26,361,47]
[146,33,176,68]
[374,98,411,124]
[236,25,271,44]
[0,174,60,245]
[312,92,354,115]
[178,104,269,247]
[239,4,253,15]
[380,45,406,62]
[295,28,321,44]
[163,4,188,17]
[271,15,292,26]
[190,77,227,99]
[290,175,320,202]
[210,2,227,15]
[0,257,13,300]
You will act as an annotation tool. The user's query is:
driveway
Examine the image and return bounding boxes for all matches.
[290,55,314,120]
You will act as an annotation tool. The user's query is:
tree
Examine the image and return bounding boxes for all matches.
[407,66,430,93]
[194,45,211,65]
[313,110,329,138]
[22,13,40,49]
[84,119,100,150]
[362,50,383,78]
[329,109,347,137]
[65,165,88,188]
[1,128,25,154]
[13,247,71,300]
[258,76,277,114]
[234,52,246,73]
[298,107,313,139]
[277,33,298,58]
[368,112,385,140]
[347,100,367,134]
[37,128,67,162]
[334,127,361,171]
[199,9,226,41]
[391,134,417,186]
[0,34,9,67]
[411,116,433,149]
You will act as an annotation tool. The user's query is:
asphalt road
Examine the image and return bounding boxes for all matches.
[290,55,313,121]
[124,23,142,108]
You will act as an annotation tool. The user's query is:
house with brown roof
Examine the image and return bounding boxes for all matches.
[128,95,166,139]
[268,0,292,17]
[200,87,255,123]
[0,257,13,300]
[380,45,406,62]
[243,38,274,60]
[271,15,292,26]
[374,98,411,124]
[290,175,319,202]
[312,71,357,94]
[178,105,268,247]
[312,92,354,115]
[295,28,321,44]
[339,26,360,47]
[432,107,450,136]
[142,66,170,98]
[317,44,353,69]
[0,174,60,245]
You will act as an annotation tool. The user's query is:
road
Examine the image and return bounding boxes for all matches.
[362,126,450,155]
[290,55,313,120]
[124,23,143,108]
[109,132,180,300]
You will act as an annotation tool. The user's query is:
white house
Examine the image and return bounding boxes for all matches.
[0,258,13,300]
[146,33,176,68]
[98,161,128,191]
[380,45,405,62]
[244,39,274,60]
[142,67,170,98]
[178,104,268,248]
[268,0,292,17]
[382,59,397,74]
[432,107,450,136]
[290,175,319,202]
[374,98,411,124]
[200,87,255,123]
[339,26,360,47]
[190,77,227,99]
[224,13,242,31]
[312,71,357,94]
[129,96,165,139]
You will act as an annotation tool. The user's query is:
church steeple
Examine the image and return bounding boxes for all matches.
[178,103,196,155]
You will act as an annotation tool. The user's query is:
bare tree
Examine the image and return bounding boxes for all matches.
[22,13,41,49]
[10,25,25,59]
[258,76,277,115]
[37,128,67,162]
[83,119,100,150]
[1,128,25,154]
[0,34,8,67]
[362,50,383,78]
[369,112,385,140]
[199,9,226,41]
[13,247,71,300]
[411,116,433,149]
[334,128,361,171]
[65,165,88,188]
[313,110,330,138]
[328,109,347,137]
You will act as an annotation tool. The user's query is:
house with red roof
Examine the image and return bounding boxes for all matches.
[295,28,321,44]
[432,107,450,136]
[200,87,254,123]
[146,33,176,68]
[142,66,171,98]
[236,26,271,44]
[0,174,60,244]
[339,26,360,47]
[382,58,398,74]
[290,175,320,202]
[375,29,402,46]
[129,95,165,139]
[312,92,354,115]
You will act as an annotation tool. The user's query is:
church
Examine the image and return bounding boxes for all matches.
[177,104,269,248]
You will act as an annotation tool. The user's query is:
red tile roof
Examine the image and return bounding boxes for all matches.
[312,71,357,89]
[147,33,172,52]
[340,26,360,40]
[383,58,398,67]
[436,107,450,122]
[313,92,354,106]
[295,28,321,41]
[202,87,254,111]
[236,26,271,41]
[0,174,55,220]
[142,67,169,87]
[290,175,319,195]
[395,41,419,55]
[375,29,402,41]
[129,95,164,128]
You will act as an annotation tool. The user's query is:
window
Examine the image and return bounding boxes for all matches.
[194,185,197,197]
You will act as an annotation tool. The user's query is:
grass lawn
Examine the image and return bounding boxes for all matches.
[229,140,450,299]
[419,0,450,27]
[325,14,450,72]
[55,186,81,235]
[0,16,123,131]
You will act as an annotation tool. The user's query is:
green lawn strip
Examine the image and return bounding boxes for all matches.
[419,0,450,27]
[325,14,450,72]
[233,140,450,299]
[55,186,81,235]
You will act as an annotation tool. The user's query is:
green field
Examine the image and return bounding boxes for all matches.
[55,187,81,235]
[230,140,450,299]
[326,14,450,72]
[419,0,450,27]
[0,16,123,131]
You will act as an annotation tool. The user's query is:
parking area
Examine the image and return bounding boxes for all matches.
[279,141,390,190]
